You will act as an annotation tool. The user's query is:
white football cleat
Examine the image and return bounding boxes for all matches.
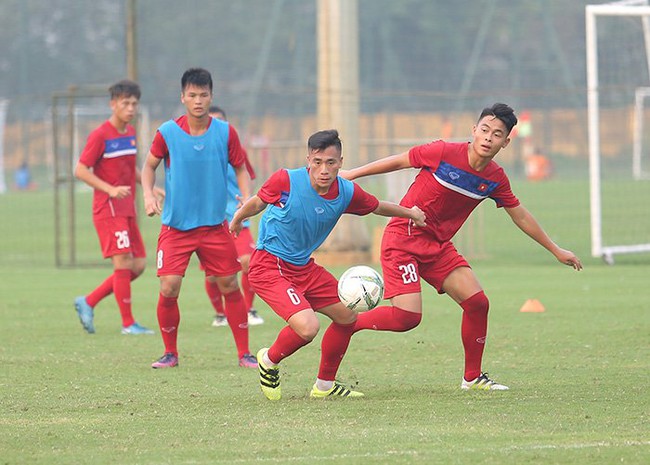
[461,372,509,391]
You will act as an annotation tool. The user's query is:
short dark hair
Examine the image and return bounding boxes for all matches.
[209,105,226,119]
[478,103,517,134]
[181,68,213,92]
[308,129,342,153]
[109,79,141,100]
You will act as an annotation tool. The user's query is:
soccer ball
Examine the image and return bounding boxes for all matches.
[337,265,384,312]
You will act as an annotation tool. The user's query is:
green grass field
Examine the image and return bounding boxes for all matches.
[1,179,649,464]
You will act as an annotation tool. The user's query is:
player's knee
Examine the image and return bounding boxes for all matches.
[460,291,489,315]
[394,306,422,331]
[217,275,239,294]
[294,319,320,341]
[240,255,251,273]
[337,310,357,326]
[131,262,146,279]
[159,280,181,298]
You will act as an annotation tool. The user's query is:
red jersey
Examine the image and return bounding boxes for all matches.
[150,115,245,168]
[79,121,137,219]
[386,140,520,242]
[258,169,379,215]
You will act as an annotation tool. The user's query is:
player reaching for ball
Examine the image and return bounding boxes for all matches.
[229,129,426,400]
[341,103,582,391]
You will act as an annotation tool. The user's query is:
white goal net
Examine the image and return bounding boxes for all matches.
[586,0,650,263]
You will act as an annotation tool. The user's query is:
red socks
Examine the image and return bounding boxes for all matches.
[241,272,255,310]
[86,275,115,308]
[113,269,135,327]
[347,290,490,383]
[86,270,138,309]
[354,305,422,333]
[460,291,489,381]
[157,293,180,356]
[318,321,355,381]
[206,277,254,314]
[223,290,250,358]
[268,326,310,364]
[205,279,224,314]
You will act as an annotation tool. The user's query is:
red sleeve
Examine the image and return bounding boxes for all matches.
[257,169,289,205]
[78,127,106,167]
[408,140,444,169]
[345,183,380,215]
[491,170,520,209]
[150,130,168,158]
[242,148,256,180]
[228,125,245,168]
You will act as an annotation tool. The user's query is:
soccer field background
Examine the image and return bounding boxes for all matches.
[1,179,649,464]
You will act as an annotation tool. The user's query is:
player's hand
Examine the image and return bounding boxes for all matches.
[144,193,162,217]
[555,248,583,271]
[108,185,131,199]
[229,219,242,237]
[410,205,427,227]
[235,194,248,209]
[153,186,166,203]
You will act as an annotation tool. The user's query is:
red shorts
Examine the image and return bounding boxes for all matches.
[247,249,340,321]
[233,227,255,257]
[380,231,469,299]
[157,223,241,277]
[198,227,255,272]
[93,216,146,259]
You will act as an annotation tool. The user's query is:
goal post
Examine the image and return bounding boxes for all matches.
[633,86,650,180]
[586,0,650,263]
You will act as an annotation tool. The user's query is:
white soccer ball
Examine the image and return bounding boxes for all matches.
[337,265,384,312]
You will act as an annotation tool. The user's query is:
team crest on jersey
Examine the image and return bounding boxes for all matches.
[103,135,137,159]
[432,161,499,200]
[314,207,325,214]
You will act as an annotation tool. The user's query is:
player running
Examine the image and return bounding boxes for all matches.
[342,103,582,390]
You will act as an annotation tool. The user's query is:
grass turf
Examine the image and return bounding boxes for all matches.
[1,179,649,464]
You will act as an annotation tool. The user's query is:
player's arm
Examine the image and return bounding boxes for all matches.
[74,162,131,199]
[135,166,165,200]
[234,163,251,206]
[373,201,426,227]
[141,152,163,217]
[230,195,267,236]
[505,204,582,270]
[340,151,412,181]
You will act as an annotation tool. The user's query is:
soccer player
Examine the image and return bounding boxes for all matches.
[204,106,264,328]
[141,68,256,369]
[73,79,157,335]
[342,103,583,390]
[229,129,426,400]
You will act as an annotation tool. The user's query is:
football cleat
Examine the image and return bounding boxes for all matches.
[151,353,179,369]
[247,309,264,326]
[74,296,95,334]
[212,314,228,327]
[257,348,281,400]
[121,322,155,335]
[238,353,258,368]
[310,382,364,398]
[461,372,509,391]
